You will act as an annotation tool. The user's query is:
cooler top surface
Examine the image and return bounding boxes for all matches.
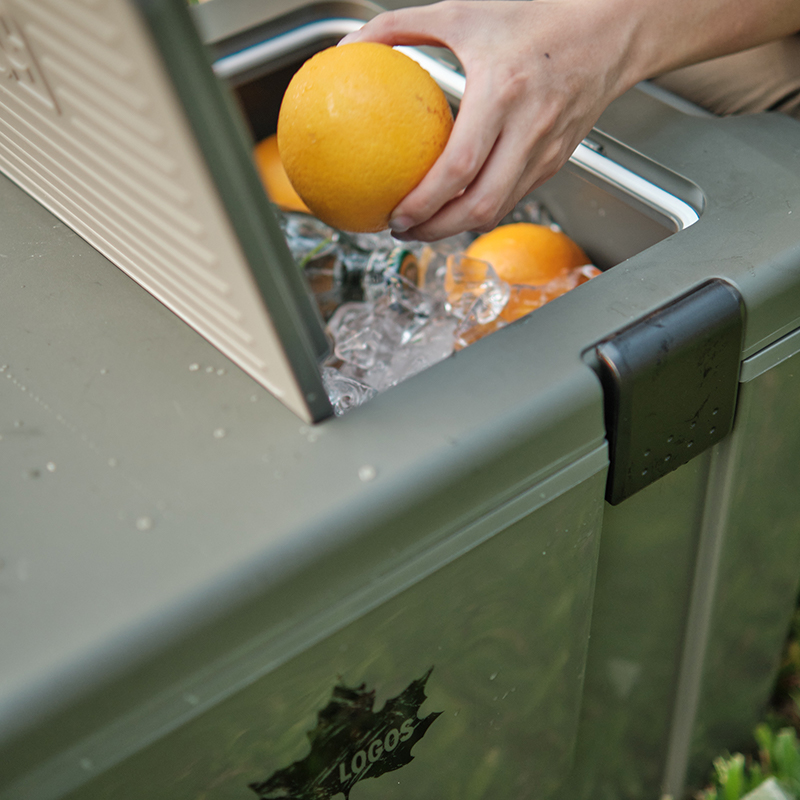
[2,0,800,766]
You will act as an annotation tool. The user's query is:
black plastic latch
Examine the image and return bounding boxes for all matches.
[594,279,744,505]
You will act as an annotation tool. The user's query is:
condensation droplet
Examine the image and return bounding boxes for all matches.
[135,516,153,531]
[46,462,56,472]
[358,465,377,482]
[205,366,214,374]
[184,694,200,706]
[489,672,498,681]
[213,428,226,439]
[189,363,200,372]
[100,368,108,375]
[79,758,93,771]
[14,420,22,428]
[250,395,258,402]
[108,458,117,468]
[216,368,226,376]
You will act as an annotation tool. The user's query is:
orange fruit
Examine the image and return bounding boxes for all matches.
[277,42,453,233]
[254,134,311,214]
[464,223,590,286]
[499,265,601,322]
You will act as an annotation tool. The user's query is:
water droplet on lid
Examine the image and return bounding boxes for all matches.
[79,758,93,771]
[100,368,108,375]
[213,428,226,439]
[489,672,498,681]
[184,694,200,706]
[189,363,199,372]
[135,516,153,531]
[205,366,214,374]
[46,462,56,472]
[358,465,377,482]
[250,395,258,402]
[108,458,117,468]
[14,420,22,428]
[216,368,226,376]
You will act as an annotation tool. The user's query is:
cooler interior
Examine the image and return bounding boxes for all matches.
[216,15,702,289]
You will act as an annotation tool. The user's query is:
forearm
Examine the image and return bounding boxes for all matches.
[615,0,800,82]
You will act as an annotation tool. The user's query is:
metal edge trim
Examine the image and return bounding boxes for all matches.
[740,323,800,382]
[212,18,365,78]
[569,143,700,231]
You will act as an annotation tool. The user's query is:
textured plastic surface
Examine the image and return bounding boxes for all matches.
[0,0,330,422]
[3,2,800,800]
[596,279,744,504]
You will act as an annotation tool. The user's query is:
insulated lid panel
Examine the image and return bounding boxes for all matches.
[0,0,331,422]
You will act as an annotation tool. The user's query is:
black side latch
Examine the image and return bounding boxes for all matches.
[594,279,744,505]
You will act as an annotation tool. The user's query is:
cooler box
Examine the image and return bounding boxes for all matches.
[1,1,799,800]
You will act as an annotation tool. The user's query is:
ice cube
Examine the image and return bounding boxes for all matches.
[508,198,560,229]
[280,212,339,265]
[445,254,510,323]
[321,366,378,415]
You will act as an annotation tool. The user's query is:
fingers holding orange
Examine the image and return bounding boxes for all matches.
[276,42,453,233]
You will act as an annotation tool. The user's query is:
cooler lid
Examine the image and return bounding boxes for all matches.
[0,0,332,422]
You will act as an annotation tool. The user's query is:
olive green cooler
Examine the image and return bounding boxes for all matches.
[1,2,800,800]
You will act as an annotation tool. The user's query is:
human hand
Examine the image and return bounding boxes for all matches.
[340,0,641,241]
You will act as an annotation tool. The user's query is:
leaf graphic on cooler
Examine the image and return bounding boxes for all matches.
[248,667,441,800]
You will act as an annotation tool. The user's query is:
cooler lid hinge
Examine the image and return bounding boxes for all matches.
[594,278,744,505]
